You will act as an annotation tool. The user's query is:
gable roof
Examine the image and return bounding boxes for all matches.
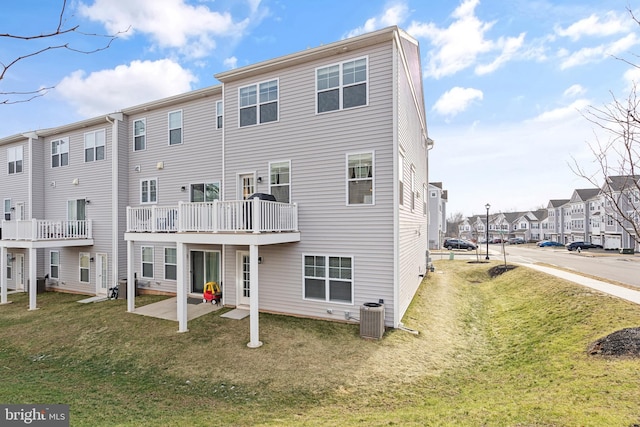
[605,175,640,192]
[548,199,570,208]
[570,188,600,203]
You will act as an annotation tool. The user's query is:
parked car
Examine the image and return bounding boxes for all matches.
[508,238,526,245]
[566,241,603,251]
[537,240,564,247]
[488,238,505,244]
[443,239,477,250]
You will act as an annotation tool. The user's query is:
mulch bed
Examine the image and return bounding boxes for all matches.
[587,327,640,358]
[488,264,518,277]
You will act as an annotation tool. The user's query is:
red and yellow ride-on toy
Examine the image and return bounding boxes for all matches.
[203,281,222,305]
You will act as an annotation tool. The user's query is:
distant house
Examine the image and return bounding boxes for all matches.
[1,26,430,345]
[428,182,447,249]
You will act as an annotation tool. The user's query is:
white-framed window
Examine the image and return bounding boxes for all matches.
[270,160,290,203]
[51,138,69,168]
[3,199,10,221]
[168,110,183,145]
[134,119,146,151]
[6,253,12,279]
[142,246,154,279]
[303,255,353,304]
[80,252,90,283]
[50,251,60,279]
[316,57,368,113]
[239,79,279,127]
[141,178,158,204]
[216,101,223,129]
[84,129,106,162]
[190,182,220,202]
[7,146,23,174]
[347,152,373,205]
[399,153,405,206]
[164,247,177,281]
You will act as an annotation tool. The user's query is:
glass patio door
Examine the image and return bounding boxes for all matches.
[190,250,220,293]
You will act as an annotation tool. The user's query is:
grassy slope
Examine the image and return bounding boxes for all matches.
[1,261,639,426]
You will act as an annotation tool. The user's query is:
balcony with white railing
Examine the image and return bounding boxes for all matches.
[1,219,93,242]
[126,199,299,234]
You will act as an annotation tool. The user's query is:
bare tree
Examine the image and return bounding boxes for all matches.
[572,79,640,247]
[446,211,465,237]
[1,0,127,104]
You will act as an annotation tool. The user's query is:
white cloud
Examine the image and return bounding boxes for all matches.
[343,1,409,38]
[78,0,252,59]
[432,86,483,116]
[555,11,633,41]
[530,99,590,123]
[559,33,640,69]
[56,59,197,117]
[563,84,586,98]
[223,56,238,69]
[408,0,523,79]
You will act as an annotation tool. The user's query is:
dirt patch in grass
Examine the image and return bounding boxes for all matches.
[587,327,640,358]
[488,264,518,278]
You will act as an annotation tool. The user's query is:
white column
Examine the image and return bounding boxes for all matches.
[127,240,135,313]
[247,244,262,348]
[28,248,37,310]
[176,242,188,333]
[0,245,7,305]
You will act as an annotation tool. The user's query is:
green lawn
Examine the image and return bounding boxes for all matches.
[1,260,639,426]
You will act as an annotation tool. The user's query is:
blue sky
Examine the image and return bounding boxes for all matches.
[2,0,639,217]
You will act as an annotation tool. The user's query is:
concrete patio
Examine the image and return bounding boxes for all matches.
[133,296,222,322]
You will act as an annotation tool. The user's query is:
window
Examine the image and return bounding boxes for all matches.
[50,251,60,279]
[141,179,158,204]
[347,153,373,205]
[239,79,278,127]
[142,246,154,278]
[270,161,290,203]
[67,199,86,221]
[80,253,90,283]
[164,247,177,281]
[3,199,10,221]
[190,182,219,202]
[399,153,405,206]
[316,57,367,113]
[6,253,12,279]
[134,119,146,151]
[216,101,223,129]
[303,255,353,303]
[51,138,69,168]
[7,146,23,174]
[84,129,106,162]
[168,110,183,145]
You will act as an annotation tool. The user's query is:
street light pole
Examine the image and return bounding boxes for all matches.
[485,203,491,260]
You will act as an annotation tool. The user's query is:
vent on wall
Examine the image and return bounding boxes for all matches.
[360,303,385,339]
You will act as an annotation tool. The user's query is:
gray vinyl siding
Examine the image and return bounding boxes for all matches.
[41,123,115,293]
[1,139,30,220]
[396,39,429,323]
[125,93,223,294]
[31,137,46,220]
[222,42,397,324]
[117,118,129,282]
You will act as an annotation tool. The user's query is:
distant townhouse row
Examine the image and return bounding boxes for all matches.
[457,176,640,251]
[0,26,431,344]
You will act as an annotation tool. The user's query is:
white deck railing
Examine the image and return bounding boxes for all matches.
[126,199,298,234]
[1,219,93,241]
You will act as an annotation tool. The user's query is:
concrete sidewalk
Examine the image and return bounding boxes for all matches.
[521,263,640,305]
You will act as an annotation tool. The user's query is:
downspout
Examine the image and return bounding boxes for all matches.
[107,113,123,291]
[392,31,400,328]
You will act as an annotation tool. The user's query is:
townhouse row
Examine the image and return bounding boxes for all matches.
[458,177,640,251]
[0,26,431,344]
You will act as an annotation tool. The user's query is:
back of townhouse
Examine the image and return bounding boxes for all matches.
[1,26,429,329]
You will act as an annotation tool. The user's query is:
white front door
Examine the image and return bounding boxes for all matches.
[16,203,25,220]
[238,173,255,200]
[236,251,250,307]
[96,253,108,295]
[15,253,25,291]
